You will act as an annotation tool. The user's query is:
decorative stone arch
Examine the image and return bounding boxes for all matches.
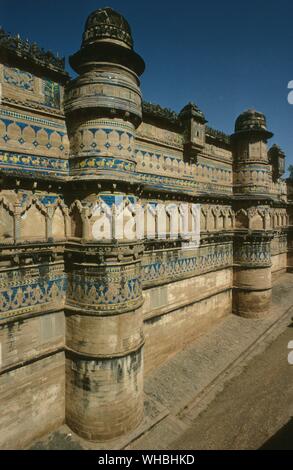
[270,211,275,229]
[235,208,249,229]
[225,208,235,230]
[178,160,185,175]
[0,196,15,242]
[200,207,208,231]
[136,151,143,167]
[163,202,172,238]
[288,209,293,227]
[172,159,179,173]
[249,207,265,230]
[217,207,226,230]
[274,210,280,228]
[165,203,180,240]
[190,204,201,242]
[19,197,48,242]
[285,212,289,226]
[69,200,85,239]
[143,153,151,170]
[191,162,196,177]
[206,206,215,231]
[281,211,287,227]
[186,203,194,235]
[165,157,172,173]
[210,206,219,230]
[91,198,112,241]
[264,209,271,230]
[144,202,157,239]
[114,197,136,241]
[157,202,168,239]
[49,199,69,240]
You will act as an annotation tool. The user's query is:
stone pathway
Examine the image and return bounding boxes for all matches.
[137,325,293,450]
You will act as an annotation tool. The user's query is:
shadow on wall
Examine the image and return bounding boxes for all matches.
[259,418,293,450]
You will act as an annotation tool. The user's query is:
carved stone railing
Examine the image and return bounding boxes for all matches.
[206,126,231,145]
[142,101,231,146]
[136,150,232,185]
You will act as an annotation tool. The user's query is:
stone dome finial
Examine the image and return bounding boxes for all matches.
[82,7,133,49]
[235,109,269,133]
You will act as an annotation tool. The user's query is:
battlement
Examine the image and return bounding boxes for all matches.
[0,27,69,83]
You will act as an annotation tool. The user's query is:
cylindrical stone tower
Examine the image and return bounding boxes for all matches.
[64,7,145,441]
[232,110,273,318]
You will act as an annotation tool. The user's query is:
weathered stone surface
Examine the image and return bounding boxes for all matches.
[0,6,291,448]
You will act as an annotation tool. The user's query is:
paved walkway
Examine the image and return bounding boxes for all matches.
[130,323,293,449]
[127,272,293,449]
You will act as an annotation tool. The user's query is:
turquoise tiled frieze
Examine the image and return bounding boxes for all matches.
[234,240,271,266]
[0,273,67,321]
[0,150,68,177]
[3,65,61,109]
[67,272,141,306]
[142,243,233,286]
[69,121,135,160]
[69,156,136,176]
[0,149,232,194]
[0,118,67,152]
[136,148,231,180]
[14,192,64,207]
[66,261,142,314]
[0,109,65,129]
[4,66,34,91]
[0,107,233,194]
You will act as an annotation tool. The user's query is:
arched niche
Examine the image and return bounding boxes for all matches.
[20,204,46,241]
[0,201,14,240]
[250,212,264,230]
[226,211,234,229]
[207,209,217,231]
[70,205,83,238]
[235,210,248,229]
[122,202,136,241]
[200,209,207,231]
[218,212,225,230]
[52,206,66,239]
[144,203,157,239]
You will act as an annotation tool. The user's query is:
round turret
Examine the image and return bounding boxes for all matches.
[69,7,144,75]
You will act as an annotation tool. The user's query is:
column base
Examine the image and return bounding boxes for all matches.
[65,346,144,442]
[233,287,272,319]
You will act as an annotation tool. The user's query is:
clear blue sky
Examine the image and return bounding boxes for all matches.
[2,0,293,170]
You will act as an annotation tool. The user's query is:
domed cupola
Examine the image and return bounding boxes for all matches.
[82,7,133,49]
[234,109,273,139]
[69,7,145,75]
